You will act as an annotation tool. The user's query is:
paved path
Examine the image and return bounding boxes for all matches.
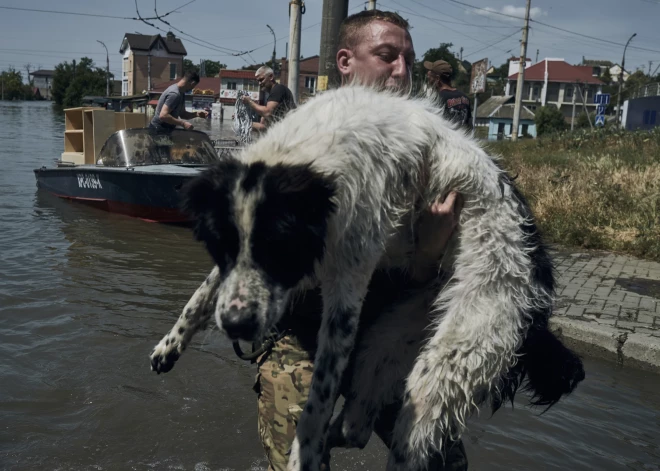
[549,248,660,373]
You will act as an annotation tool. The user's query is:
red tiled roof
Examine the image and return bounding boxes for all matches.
[281,55,319,75]
[220,70,259,79]
[151,77,221,94]
[508,60,603,84]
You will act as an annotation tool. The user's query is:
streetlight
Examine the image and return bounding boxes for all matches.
[266,25,277,75]
[615,32,636,127]
[97,40,110,97]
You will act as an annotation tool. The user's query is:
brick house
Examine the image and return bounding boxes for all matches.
[280,55,319,100]
[119,32,187,96]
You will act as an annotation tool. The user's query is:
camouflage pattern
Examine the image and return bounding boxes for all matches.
[255,335,314,471]
[253,334,468,471]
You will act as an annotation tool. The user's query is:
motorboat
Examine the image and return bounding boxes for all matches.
[34,128,226,223]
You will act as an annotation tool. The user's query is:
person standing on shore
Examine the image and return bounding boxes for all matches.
[424,60,472,129]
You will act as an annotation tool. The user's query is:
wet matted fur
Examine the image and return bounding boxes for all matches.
[149,86,585,471]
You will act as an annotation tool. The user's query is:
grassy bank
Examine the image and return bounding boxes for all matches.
[487,127,660,261]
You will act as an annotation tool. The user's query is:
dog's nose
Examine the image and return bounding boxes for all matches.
[221,305,258,341]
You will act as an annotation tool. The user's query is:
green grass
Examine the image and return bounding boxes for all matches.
[486,127,660,261]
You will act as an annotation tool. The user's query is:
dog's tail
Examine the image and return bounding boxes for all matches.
[492,323,585,413]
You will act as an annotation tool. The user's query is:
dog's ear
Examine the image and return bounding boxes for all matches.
[266,163,336,214]
[182,159,243,218]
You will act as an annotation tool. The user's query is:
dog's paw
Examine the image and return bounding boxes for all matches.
[149,335,183,374]
[286,437,302,471]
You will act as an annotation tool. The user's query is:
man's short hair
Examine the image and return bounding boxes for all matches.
[256,66,274,77]
[183,70,200,84]
[338,9,410,50]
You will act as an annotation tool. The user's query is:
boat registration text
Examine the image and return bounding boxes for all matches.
[77,173,103,190]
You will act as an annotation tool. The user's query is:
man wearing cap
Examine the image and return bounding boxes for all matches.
[424,60,472,129]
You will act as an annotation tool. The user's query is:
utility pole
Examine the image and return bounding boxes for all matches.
[147,55,152,91]
[616,33,636,127]
[318,0,349,92]
[460,47,463,62]
[649,61,653,78]
[511,0,531,142]
[535,48,539,63]
[97,40,110,97]
[368,0,376,10]
[577,82,594,130]
[288,0,303,103]
[267,24,277,75]
[571,82,577,131]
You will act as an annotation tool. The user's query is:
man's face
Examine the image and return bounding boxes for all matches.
[256,72,274,90]
[182,80,198,92]
[337,20,415,89]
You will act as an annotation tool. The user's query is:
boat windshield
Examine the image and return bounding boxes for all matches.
[98,129,220,167]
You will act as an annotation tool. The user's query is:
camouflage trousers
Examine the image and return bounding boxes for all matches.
[253,335,468,471]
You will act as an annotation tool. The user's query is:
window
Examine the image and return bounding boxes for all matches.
[643,110,657,126]
[305,76,316,93]
[170,63,177,80]
[521,124,529,136]
[532,86,540,100]
[227,82,237,90]
[244,79,259,92]
[565,86,573,100]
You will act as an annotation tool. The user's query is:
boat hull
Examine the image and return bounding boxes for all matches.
[33,165,204,223]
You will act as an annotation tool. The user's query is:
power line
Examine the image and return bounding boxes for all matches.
[446,0,660,55]
[463,29,521,59]
[408,0,520,28]
[385,1,520,54]
[0,2,192,21]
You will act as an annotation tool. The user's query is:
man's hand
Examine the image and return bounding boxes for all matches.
[241,95,252,105]
[196,110,208,119]
[419,191,463,258]
[183,121,194,130]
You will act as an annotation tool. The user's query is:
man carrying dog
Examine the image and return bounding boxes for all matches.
[252,10,466,471]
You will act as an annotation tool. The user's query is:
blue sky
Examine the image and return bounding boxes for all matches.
[1,0,659,79]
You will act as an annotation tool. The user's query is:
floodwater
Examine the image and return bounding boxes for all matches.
[1,101,659,471]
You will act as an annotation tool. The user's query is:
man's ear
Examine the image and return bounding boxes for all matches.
[336,48,353,77]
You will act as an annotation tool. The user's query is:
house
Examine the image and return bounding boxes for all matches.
[506,58,603,119]
[29,69,55,100]
[119,32,187,97]
[280,55,319,100]
[581,58,629,83]
[476,95,536,141]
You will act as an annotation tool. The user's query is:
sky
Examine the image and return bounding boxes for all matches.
[1,0,660,80]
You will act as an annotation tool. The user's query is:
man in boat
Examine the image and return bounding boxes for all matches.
[149,71,208,131]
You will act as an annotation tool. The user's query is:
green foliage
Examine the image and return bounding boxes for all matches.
[183,59,198,74]
[0,67,34,100]
[601,67,612,85]
[535,105,566,135]
[576,111,591,129]
[51,57,111,107]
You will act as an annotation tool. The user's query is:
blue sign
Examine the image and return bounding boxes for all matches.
[596,105,606,115]
[594,93,611,105]
[595,115,605,126]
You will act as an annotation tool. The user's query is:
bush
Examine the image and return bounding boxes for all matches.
[535,105,566,136]
[576,111,592,129]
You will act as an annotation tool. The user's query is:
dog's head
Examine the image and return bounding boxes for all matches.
[183,158,336,341]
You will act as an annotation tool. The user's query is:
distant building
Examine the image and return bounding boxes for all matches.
[581,58,629,83]
[280,55,319,100]
[476,95,536,141]
[29,69,55,100]
[119,32,187,97]
[506,58,603,120]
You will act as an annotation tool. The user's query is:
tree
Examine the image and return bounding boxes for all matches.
[0,67,34,100]
[184,59,228,76]
[601,68,612,86]
[51,57,111,107]
[535,105,566,136]
[623,70,652,100]
[576,111,591,129]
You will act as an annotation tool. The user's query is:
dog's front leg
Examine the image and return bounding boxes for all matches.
[287,267,374,471]
[150,266,221,373]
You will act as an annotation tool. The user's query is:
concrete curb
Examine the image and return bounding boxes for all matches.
[549,316,660,374]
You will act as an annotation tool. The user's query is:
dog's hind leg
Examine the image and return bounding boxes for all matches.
[150,265,222,374]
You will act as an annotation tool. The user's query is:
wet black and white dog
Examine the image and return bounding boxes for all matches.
[150,86,584,471]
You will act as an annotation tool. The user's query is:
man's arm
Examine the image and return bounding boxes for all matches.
[180,109,207,120]
[242,96,278,120]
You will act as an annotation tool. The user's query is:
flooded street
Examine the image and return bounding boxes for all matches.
[1,101,659,470]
